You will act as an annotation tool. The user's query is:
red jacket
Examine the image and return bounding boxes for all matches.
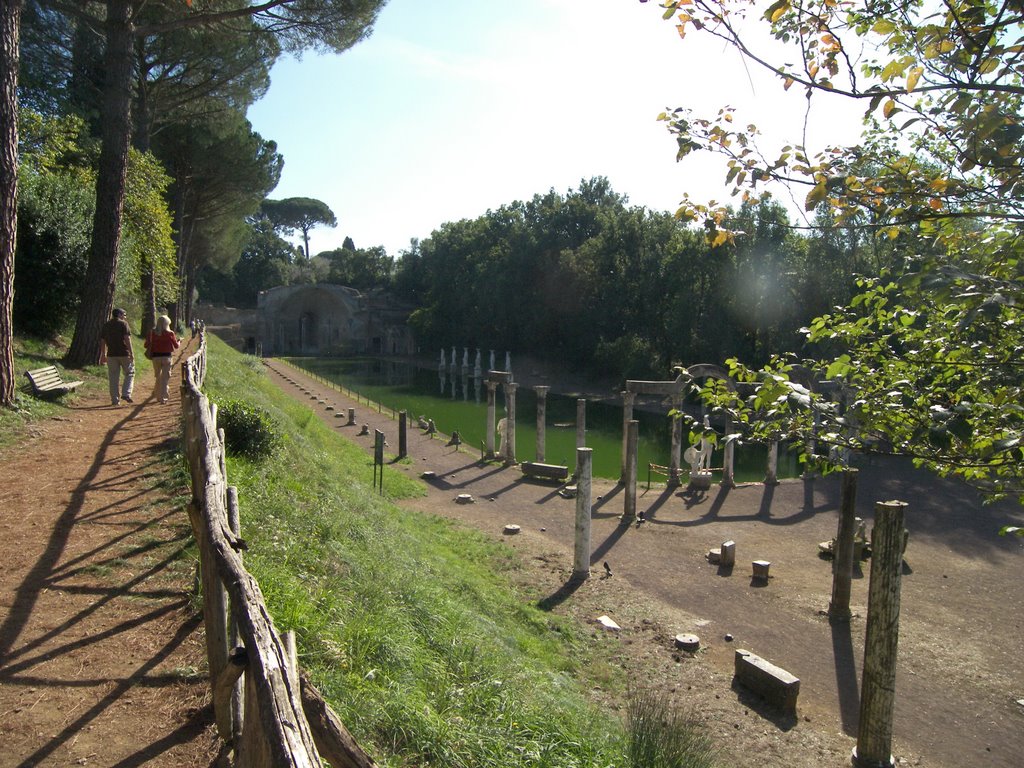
[146,330,179,356]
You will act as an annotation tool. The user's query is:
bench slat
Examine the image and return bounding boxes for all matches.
[25,366,83,395]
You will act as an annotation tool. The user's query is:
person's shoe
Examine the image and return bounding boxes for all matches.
[124,395,133,403]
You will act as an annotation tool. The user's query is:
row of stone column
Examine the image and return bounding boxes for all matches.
[440,348,512,380]
[487,381,784,491]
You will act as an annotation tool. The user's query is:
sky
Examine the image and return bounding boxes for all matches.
[246,0,865,258]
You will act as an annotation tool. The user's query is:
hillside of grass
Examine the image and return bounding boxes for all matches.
[201,335,638,767]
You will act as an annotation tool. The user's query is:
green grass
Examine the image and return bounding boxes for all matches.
[204,337,611,765]
[202,335,718,767]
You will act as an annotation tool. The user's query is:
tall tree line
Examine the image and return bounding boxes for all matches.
[0,1,387,404]
[392,177,876,381]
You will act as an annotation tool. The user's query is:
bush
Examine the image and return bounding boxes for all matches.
[626,687,715,768]
[217,399,282,460]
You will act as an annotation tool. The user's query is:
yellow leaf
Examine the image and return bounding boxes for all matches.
[712,230,730,248]
[979,58,999,75]
[883,99,897,118]
[784,77,795,90]
[805,182,827,211]
[929,197,943,210]
[906,66,923,92]
[765,0,790,23]
[809,61,819,79]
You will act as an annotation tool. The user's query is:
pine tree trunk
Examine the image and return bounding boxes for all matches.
[64,0,134,368]
[0,0,21,407]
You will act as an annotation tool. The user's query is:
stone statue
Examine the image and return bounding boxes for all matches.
[496,417,508,457]
[684,416,713,478]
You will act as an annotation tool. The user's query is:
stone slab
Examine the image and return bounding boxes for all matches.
[734,649,800,714]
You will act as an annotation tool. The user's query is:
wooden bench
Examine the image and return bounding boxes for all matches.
[25,365,83,396]
[520,461,569,482]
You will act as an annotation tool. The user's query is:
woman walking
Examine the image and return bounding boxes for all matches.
[145,315,180,404]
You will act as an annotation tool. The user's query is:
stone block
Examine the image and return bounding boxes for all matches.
[734,649,800,714]
[720,540,736,567]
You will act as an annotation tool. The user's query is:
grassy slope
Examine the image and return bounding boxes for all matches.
[201,336,626,768]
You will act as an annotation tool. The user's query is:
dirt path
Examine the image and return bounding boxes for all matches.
[0,340,219,768]
[267,359,1024,768]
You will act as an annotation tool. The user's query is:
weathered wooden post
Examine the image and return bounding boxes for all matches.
[574,398,586,477]
[373,429,385,494]
[226,486,244,746]
[829,469,858,622]
[574,448,593,579]
[485,380,497,458]
[623,419,639,522]
[398,411,408,459]
[854,500,907,768]
[534,386,549,462]
[621,390,636,483]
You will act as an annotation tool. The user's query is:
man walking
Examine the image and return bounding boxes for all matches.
[99,308,135,406]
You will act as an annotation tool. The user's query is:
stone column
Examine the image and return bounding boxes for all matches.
[722,415,736,488]
[668,395,683,487]
[854,500,907,768]
[623,419,639,522]
[574,398,586,476]
[503,381,518,463]
[485,381,497,458]
[621,390,636,483]
[535,386,550,462]
[765,439,780,485]
[828,469,858,622]
[574,447,593,579]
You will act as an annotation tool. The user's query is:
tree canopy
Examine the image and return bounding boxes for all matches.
[261,196,338,259]
[656,0,1024,512]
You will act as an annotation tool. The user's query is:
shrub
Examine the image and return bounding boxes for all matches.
[217,399,282,460]
[626,687,715,768]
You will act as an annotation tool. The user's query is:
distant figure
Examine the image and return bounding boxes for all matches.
[603,561,612,578]
[145,314,180,404]
[189,319,197,339]
[99,308,134,406]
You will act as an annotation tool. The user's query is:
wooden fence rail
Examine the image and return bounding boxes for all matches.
[181,336,378,768]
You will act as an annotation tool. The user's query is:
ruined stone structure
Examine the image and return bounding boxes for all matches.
[259,285,416,356]
[197,285,415,357]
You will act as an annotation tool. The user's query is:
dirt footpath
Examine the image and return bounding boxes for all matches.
[267,359,1024,768]
[0,341,219,768]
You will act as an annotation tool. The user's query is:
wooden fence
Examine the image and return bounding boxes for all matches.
[180,336,377,768]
